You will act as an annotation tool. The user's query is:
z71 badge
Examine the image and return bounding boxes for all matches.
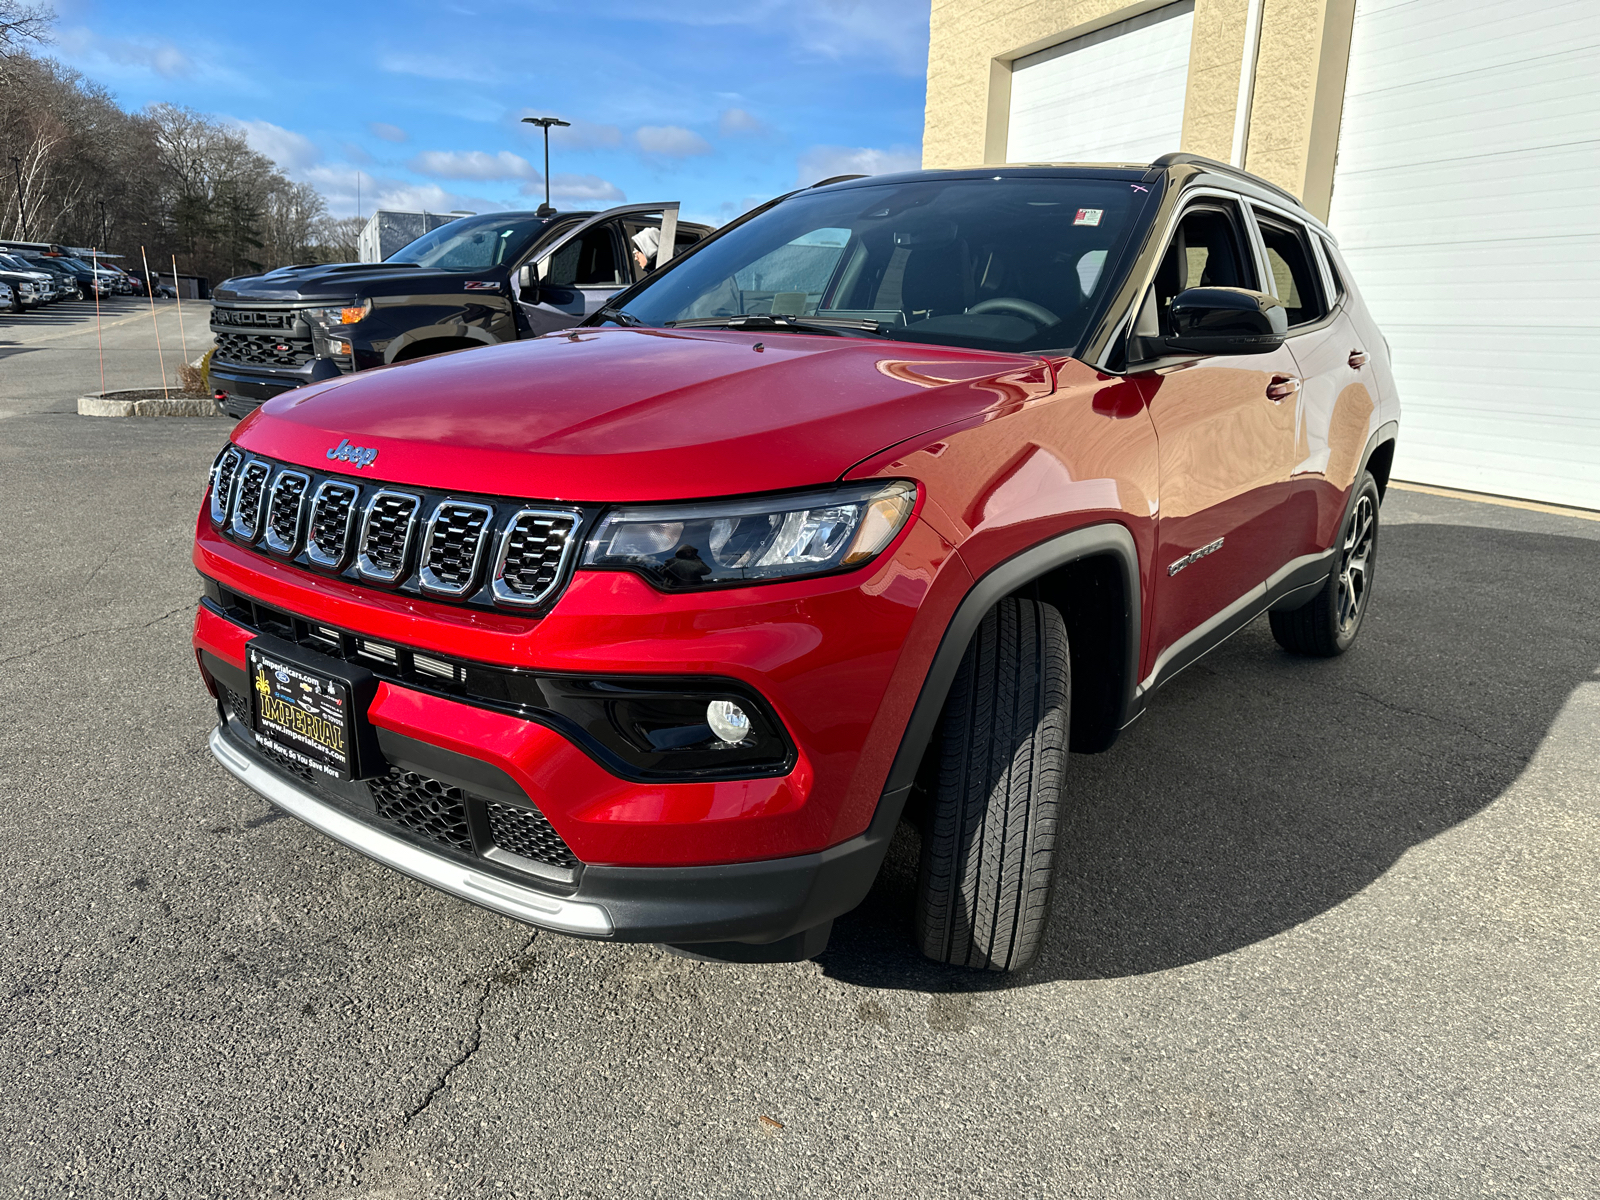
[464,280,500,291]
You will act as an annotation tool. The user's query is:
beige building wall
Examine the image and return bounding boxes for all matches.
[923,0,1355,218]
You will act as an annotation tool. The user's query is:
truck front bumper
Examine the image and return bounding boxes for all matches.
[211,358,343,418]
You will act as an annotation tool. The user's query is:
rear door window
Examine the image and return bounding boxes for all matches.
[1253,212,1326,327]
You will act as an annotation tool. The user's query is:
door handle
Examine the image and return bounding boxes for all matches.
[1348,349,1369,368]
[1266,374,1300,402]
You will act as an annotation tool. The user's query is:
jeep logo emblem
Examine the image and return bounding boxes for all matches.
[326,438,379,469]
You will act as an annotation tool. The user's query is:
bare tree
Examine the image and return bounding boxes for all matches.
[0,1,52,59]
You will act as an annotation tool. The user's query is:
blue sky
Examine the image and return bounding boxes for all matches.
[50,0,930,227]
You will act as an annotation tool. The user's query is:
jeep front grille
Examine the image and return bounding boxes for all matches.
[357,491,421,583]
[492,510,581,608]
[210,447,243,525]
[263,472,309,556]
[420,502,494,597]
[207,447,585,611]
[230,460,271,541]
[307,481,358,569]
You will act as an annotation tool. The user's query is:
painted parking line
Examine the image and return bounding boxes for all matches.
[1389,481,1600,523]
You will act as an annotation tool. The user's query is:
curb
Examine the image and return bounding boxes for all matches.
[78,391,224,418]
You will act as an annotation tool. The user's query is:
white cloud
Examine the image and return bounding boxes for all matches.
[510,110,623,150]
[718,108,768,137]
[56,27,194,78]
[300,165,506,219]
[540,174,627,203]
[796,144,921,186]
[635,125,713,157]
[369,122,409,144]
[232,120,322,172]
[409,150,539,182]
[377,52,504,83]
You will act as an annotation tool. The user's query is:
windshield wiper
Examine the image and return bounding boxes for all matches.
[595,305,641,327]
[665,314,888,336]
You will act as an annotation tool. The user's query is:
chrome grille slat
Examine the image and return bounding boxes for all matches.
[419,501,495,597]
[306,481,359,569]
[357,490,422,583]
[228,460,272,542]
[492,509,581,608]
[262,471,310,557]
[209,446,243,526]
[206,446,584,611]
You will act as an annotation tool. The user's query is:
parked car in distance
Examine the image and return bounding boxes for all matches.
[193,154,1398,973]
[0,280,13,311]
[0,260,39,310]
[0,252,56,303]
[206,203,712,418]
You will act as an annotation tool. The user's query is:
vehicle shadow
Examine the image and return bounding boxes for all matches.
[819,520,1600,992]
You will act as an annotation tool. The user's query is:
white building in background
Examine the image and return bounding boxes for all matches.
[358,210,476,263]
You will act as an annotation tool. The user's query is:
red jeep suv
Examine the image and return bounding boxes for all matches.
[194,155,1399,972]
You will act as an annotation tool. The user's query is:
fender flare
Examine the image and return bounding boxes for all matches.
[868,521,1142,836]
[383,323,500,364]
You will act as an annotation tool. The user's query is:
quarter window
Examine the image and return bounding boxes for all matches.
[1254,213,1326,327]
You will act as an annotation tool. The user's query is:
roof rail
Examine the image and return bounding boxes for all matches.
[810,174,868,188]
[1145,153,1305,210]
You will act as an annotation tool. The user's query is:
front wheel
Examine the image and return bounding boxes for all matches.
[1270,472,1381,656]
[915,596,1069,973]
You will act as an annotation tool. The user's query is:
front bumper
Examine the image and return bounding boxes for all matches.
[209,719,896,949]
[211,358,343,417]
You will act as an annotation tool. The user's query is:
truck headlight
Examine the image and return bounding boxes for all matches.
[309,302,369,325]
[582,480,916,590]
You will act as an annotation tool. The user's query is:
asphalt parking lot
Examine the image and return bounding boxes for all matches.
[2,305,1597,1198]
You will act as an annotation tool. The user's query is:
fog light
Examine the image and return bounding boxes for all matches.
[706,700,750,744]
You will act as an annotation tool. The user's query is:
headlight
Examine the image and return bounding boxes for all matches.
[309,302,369,325]
[583,480,917,590]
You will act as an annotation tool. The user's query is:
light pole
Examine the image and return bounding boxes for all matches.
[520,116,570,214]
[10,156,25,241]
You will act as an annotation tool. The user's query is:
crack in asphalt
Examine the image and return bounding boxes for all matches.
[405,932,539,1124]
[0,604,189,668]
[1351,688,1526,759]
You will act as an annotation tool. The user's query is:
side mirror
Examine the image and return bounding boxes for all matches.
[1161,287,1287,355]
[516,262,539,304]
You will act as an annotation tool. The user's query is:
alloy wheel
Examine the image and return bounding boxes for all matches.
[1336,494,1375,635]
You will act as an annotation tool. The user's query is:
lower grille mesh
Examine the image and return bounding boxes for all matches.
[487,802,579,870]
[368,768,473,851]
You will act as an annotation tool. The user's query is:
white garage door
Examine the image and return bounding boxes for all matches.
[1328,0,1600,509]
[1007,1,1194,165]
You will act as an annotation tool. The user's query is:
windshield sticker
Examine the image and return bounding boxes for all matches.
[464,280,500,290]
[1074,208,1104,226]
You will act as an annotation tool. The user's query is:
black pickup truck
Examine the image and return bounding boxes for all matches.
[209,203,709,418]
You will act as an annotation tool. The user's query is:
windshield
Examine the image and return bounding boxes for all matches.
[611,176,1148,354]
[387,213,550,271]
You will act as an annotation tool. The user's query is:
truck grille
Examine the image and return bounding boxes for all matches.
[208,447,584,612]
[212,330,314,368]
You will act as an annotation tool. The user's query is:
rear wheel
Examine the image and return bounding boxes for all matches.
[1270,472,1381,656]
[916,596,1069,973]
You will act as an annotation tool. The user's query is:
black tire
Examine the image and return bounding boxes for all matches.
[1269,471,1381,657]
[916,596,1069,973]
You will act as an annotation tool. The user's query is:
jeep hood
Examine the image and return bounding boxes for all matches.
[231,327,1055,502]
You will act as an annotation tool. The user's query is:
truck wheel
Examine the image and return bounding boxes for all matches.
[1270,471,1381,657]
[916,596,1069,973]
